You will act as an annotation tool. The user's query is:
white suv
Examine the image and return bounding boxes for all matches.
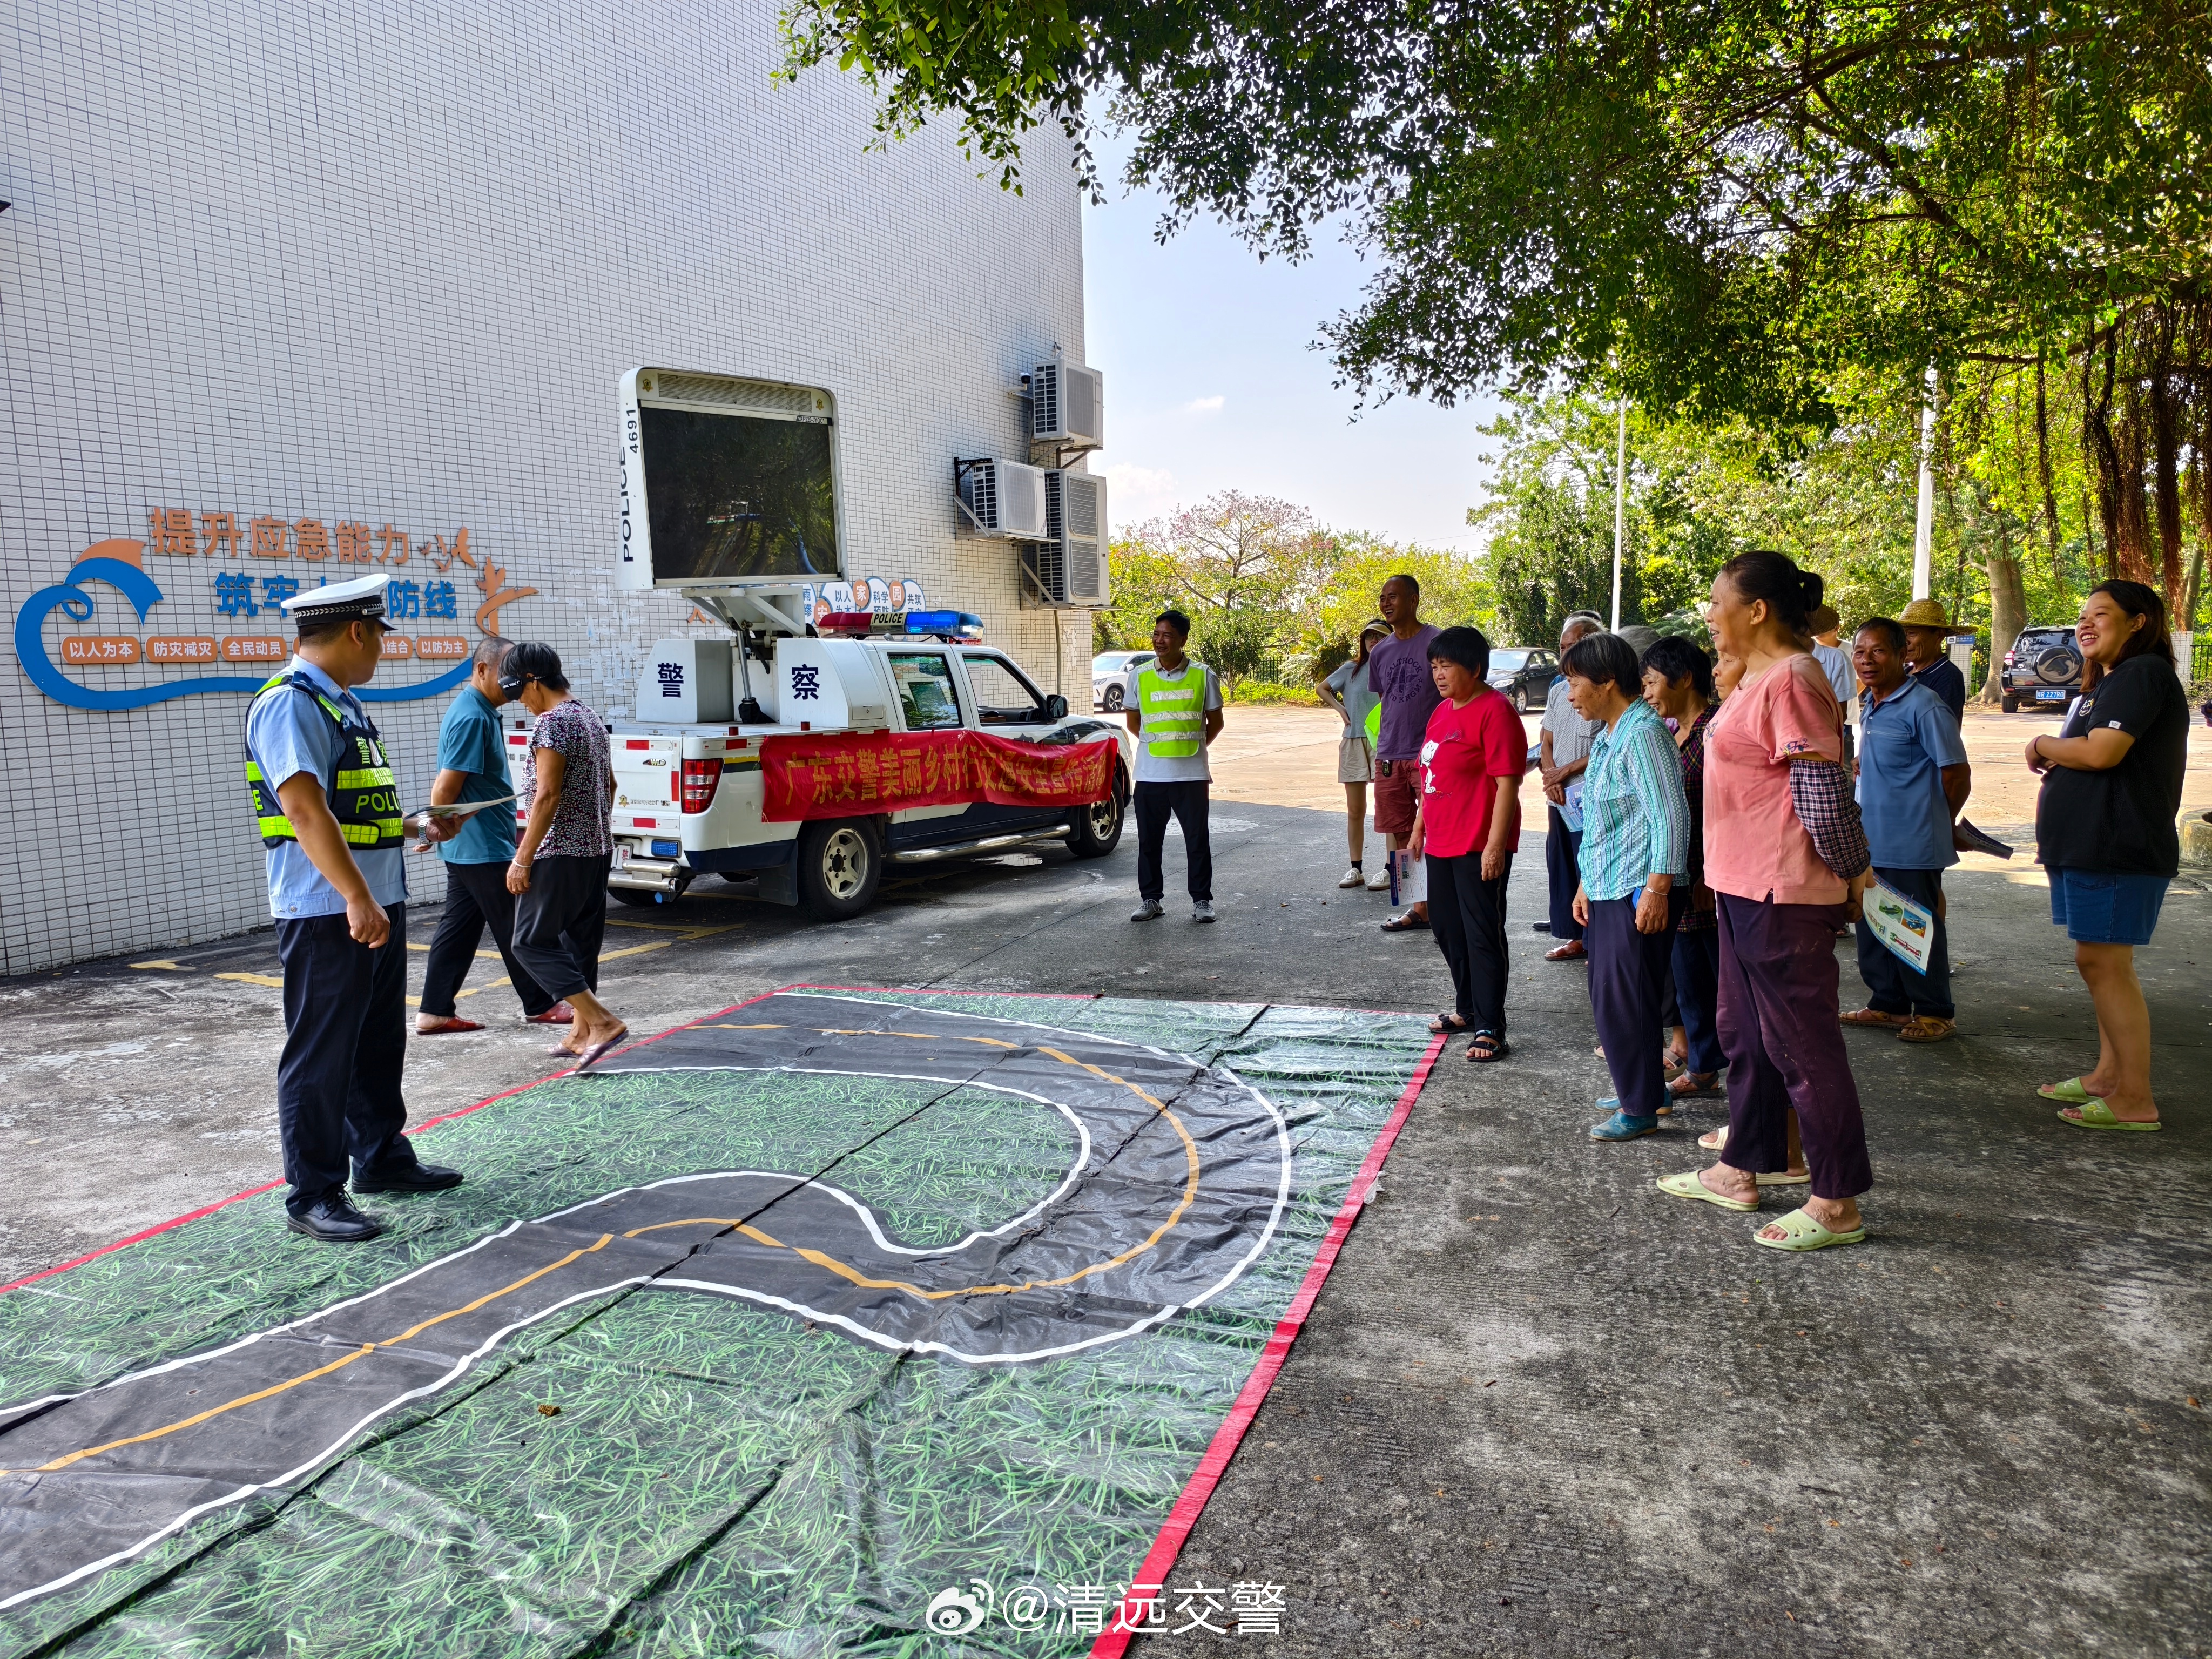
[1091,650,1155,711]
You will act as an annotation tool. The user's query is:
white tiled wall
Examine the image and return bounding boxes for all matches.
[1,0,1089,974]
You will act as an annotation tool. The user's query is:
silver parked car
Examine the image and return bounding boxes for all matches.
[1091,650,1155,711]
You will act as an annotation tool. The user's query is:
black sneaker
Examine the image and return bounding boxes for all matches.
[352,1161,464,1195]
[286,1195,386,1243]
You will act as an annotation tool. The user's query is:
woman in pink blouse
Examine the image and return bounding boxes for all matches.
[1656,551,1874,1251]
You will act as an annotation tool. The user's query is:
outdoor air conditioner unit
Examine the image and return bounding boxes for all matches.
[1024,470,1108,608]
[1031,361,1104,449]
[956,457,1050,541]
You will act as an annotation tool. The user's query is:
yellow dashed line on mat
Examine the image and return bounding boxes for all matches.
[24,1236,618,1473]
[15,1021,1201,1471]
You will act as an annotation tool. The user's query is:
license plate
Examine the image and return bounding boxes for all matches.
[2036,689,2066,702]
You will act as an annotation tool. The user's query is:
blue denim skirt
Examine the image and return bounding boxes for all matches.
[2048,866,2170,947]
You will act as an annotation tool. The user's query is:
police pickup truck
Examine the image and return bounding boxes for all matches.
[503,612,1130,919]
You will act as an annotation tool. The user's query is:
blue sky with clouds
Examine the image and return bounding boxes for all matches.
[1082,146,1501,551]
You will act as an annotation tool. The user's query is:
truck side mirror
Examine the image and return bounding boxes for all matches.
[1044,693,1068,720]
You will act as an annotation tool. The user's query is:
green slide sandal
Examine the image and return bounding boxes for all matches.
[1751,1207,1867,1252]
[2038,1076,2096,1104]
[2058,1101,2161,1131]
[1656,1170,1758,1213]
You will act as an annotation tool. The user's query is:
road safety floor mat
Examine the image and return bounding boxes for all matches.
[0,987,1440,1656]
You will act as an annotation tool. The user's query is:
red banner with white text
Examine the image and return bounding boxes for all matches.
[760,729,1115,822]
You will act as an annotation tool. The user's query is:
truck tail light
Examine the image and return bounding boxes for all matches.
[680,757,723,813]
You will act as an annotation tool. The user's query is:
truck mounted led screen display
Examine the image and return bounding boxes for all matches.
[637,406,839,584]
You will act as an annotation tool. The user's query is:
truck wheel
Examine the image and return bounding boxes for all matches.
[2001,693,2019,713]
[1067,786,1124,858]
[797,819,880,920]
[611,887,658,907]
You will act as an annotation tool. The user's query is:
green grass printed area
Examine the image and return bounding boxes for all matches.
[2,995,1426,1658]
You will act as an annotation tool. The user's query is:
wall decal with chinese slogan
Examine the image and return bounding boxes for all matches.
[12,515,540,711]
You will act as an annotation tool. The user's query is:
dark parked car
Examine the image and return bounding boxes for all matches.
[2000,625,2084,713]
[1486,647,1561,712]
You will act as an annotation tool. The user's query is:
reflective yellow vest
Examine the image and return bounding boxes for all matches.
[245,672,406,850]
[1137,664,1207,758]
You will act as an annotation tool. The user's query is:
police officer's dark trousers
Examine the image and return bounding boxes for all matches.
[276,903,419,1213]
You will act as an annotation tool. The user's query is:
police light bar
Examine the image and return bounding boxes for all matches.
[905,611,984,642]
[816,611,875,636]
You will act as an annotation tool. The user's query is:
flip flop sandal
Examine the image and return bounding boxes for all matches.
[1840,1008,1910,1028]
[1897,1016,1957,1043]
[573,1029,630,1070]
[1656,1170,1758,1212]
[1431,1012,1470,1034]
[416,1017,484,1034]
[1752,1207,1867,1251]
[525,1004,577,1026]
[2038,1076,2098,1104]
[1667,1071,1721,1098]
[547,1043,582,1058]
[2057,1101,2161,1131]
[1756,1169,1812,1186]
[1697,1126,1730,1152]
[1465,1033,1509,1063]
[1381,913,1429,933]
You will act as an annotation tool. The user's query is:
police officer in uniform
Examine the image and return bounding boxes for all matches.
[245,571,464,1241]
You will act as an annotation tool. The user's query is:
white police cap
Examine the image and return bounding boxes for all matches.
[280,571,392,627]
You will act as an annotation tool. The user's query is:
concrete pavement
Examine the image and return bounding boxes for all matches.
[1,714,2207,1656]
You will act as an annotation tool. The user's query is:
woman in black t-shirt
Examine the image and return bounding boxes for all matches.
[2027,580,2189,1131]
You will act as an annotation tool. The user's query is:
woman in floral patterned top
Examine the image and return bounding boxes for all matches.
[501,643,627,1067]
[1641,637,1724,1101]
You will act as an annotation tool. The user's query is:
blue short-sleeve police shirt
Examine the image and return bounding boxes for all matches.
[435,685,520,866]
[244,656,409,918]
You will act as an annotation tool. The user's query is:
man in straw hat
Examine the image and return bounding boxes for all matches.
[1899,597,1968,727]
[244,571,466,1243]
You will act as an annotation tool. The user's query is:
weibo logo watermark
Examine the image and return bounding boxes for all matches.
[925,1577,1288,1638]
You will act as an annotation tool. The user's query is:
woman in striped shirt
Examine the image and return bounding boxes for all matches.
[1564,631,1692,1141]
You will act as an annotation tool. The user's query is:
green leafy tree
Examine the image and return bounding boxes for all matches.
[1096,491,1329,692]
[787,0,2212,606]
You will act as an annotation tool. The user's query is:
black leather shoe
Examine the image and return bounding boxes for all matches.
[286,1196,386,1242]
[352,1161,464,1195]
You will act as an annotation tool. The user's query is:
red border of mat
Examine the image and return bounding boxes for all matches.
[1090,1028,1447,1657]
[1,980,1446,1629]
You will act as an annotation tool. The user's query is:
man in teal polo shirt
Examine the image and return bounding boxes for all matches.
[416,636,570,1033]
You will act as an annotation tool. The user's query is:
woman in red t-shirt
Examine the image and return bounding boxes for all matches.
[1406,627,1528,1061]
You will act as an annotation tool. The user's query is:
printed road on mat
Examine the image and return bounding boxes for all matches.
[0,992,1291,1616]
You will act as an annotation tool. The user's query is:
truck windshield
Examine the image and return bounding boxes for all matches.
[889,653,963,730]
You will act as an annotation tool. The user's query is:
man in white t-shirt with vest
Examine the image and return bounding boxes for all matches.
[1124,608,1226,922]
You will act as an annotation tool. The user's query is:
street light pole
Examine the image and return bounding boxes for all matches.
[1610,395,1628,631]
[1912,365,1937,601]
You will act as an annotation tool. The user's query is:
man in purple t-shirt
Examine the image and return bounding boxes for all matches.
[1367,574,1442,932]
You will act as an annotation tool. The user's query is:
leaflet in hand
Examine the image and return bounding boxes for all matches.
[1953,818,2013,860]
[1862,877,1934,974]
[1560,779,1585,834]
[404,793,517,825]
